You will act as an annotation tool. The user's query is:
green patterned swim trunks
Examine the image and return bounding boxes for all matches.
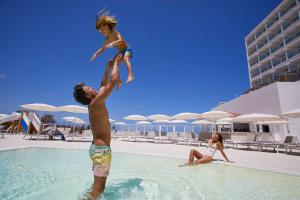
[89,144,112,177]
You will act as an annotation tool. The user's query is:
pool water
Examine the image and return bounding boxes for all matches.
[0,148,300,200]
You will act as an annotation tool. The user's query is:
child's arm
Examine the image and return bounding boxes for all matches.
[90,38,109,61]
[105,32,124,48]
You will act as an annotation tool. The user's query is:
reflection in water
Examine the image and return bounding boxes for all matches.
[78,178,144,200]
[102,178,144,199]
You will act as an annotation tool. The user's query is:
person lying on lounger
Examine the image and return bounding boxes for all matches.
[188,133,233,165]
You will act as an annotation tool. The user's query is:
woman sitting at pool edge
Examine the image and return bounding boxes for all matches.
[188,133,233,165]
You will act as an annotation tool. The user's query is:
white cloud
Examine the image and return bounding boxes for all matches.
[0,73,7,80]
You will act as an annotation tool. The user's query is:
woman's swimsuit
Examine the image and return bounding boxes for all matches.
[203,146,217,157]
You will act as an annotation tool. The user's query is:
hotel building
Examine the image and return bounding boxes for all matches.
[213,0,300,139]
[246,0,300,89]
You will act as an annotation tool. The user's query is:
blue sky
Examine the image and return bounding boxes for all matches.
[0,0,281,123]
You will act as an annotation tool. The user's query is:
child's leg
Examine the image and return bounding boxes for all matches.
[111,54,123,91]
[123,53,134,83]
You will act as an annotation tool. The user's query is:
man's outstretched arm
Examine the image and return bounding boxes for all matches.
[94,55,122,104]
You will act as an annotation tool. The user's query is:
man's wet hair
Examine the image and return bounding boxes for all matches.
[73,83,90,105]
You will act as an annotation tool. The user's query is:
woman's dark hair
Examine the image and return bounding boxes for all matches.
[216,133,224,149]
[73,83,90,105]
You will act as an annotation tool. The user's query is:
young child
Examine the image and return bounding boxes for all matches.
[91,11,134,90]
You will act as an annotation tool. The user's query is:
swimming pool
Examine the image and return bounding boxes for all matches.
[0,148,299,200]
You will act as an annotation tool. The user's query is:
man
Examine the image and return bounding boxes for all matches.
[73,55,122,199]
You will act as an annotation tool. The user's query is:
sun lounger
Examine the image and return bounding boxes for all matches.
[284,136,300,153]
[198,132,212,146]
[226,132,257,150]
[65,129,92,142]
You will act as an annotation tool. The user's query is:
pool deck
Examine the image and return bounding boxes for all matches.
[1,135,300,176]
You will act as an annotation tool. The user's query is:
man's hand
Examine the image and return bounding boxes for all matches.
[90,53,98,61]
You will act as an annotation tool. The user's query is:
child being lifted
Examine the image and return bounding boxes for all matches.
[91,11,134,90]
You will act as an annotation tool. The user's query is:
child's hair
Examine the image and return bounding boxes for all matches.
[95,9,117,31]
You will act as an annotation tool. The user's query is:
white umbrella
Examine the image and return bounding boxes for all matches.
[115,122,127,132]
[153,119,170,139]
[281,109,300,118]
[153,120,170,124]
[257,120,288,125]
[201,111,234,121]
[0,114,9,120]
[172,112,201,120]
[257,120,289,142]
[217,117,234,122]
[109,118,115,123]
[136,121,152,134]
[115,122,127,125]
[123,115,147,136]
[191,120,213,125]
[124,115,147,121]
[136,121,152,125]
[62,116,85,124]
[216,121,232,125]
[21,103,57,112]
[147,114,171,121]
[192,120,213,134]
[233,113,282,132]
[0,112,21,124]
[169,120,188,135]
[57,105,88,113]
[232,113,282,123]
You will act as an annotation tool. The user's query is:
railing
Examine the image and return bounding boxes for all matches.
[282,14,299,30]
[247,38,255,46]
[285,30,300,44]
[260,63,272,73]
[270,42,284,53]
[251,69,260,78]
[256,28,266,38]
[287,48,300,59]
[248,48,257,57]
[267,15,280,28]
[268,28,282,41]
[280,0,297,18]
[257,38,268,50]
[272,56,287,67]
[259,51,270,61]
[250,57,259,67]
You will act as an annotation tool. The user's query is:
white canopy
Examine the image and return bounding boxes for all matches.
[115,122,127,125]
[217,117,233,123]
[169,120,188,124]
[62,116,86,124]
[191,120,213,125]
[124,115,147,121]
[281,109,300,118]
[0,114,9,119]
[257,120,288,125]
[57,105,88,113]
[0,112,21,124]
[201,111,234,121]
[216,121,232,125]
[109,119,115,123]
[147,114,171,121]
[153,120,170,124]
[233,113,282,123]
[21,103,57,112]
[172,112,201,120]
[136,121,152,125]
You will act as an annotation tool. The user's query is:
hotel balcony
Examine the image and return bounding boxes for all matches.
[246,0,299,49]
